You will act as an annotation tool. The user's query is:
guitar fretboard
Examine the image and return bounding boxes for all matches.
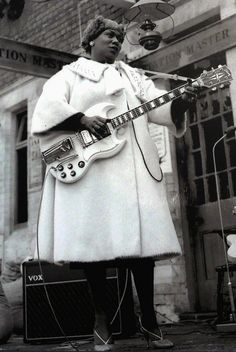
[110,83,193,129]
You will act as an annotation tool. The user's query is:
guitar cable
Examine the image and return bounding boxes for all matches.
[131,120,163,183]
[34,167,130,351]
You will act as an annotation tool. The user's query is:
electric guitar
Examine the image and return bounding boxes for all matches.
[41,65,232,183]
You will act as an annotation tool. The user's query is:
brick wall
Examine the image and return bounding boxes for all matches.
[0,0,125,91]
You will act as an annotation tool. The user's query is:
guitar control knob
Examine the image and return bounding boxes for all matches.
[58,165,64,171]
[70,171,76,177]
[61,172,66,178]
[78,161,85,168]
[67,163,73,169]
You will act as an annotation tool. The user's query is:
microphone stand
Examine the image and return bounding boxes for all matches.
[143,69,236,328]
[140,69,192,82]
[213,126,236,331]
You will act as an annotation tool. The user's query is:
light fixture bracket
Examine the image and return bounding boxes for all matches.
[124,0,175,22]
[124,0,175,51]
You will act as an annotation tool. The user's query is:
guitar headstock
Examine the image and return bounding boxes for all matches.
[196,65,233,89]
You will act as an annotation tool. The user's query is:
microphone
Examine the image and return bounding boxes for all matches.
[225,126,236,135]
[140,69,191,82]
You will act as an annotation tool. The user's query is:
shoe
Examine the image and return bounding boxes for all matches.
[94,328,114,351]
[139,317,174,349]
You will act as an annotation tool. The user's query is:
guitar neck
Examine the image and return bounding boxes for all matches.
[110,81,196,129]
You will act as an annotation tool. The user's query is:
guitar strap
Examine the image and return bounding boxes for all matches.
[128,69,146,100]
[116,61,147,102]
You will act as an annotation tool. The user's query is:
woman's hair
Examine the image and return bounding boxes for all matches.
[81,16,125,53]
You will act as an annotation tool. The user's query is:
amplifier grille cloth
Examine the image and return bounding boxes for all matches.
[23,261,136,343]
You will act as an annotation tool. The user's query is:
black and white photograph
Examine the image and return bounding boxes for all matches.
[0,0,236,351]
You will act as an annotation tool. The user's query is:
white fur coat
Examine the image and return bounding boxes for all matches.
[31,57,186,263]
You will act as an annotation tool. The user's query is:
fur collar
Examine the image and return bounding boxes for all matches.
[65,57,145,98]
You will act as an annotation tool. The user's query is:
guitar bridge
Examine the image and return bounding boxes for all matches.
[42,137,74,164]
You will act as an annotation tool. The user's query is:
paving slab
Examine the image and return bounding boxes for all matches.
[1,323,236,352]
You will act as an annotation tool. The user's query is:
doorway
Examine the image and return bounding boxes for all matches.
[175,52,236,311]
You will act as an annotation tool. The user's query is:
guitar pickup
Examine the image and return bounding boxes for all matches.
[42,137,74,164]
[79,125,111,147]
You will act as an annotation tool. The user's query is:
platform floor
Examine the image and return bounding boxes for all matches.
[1,321,236,352]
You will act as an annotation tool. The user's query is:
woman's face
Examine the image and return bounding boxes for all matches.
[90,29,123,64]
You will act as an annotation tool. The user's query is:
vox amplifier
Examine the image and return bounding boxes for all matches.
[23,261,136,344]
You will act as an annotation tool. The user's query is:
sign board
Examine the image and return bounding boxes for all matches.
[28,137,43,189]
[0,37,78,78]
[131,14,236,73]
[100,0,134,9]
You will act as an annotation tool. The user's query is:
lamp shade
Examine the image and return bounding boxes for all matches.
[124,0,175,22]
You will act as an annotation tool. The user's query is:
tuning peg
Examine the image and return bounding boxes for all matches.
[218,64,222,68]
[211,87,217,91]
[219,84,225,89]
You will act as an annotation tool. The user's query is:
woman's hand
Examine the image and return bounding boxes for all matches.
[171,83,200,126]
[181,84,199,105]
[80,115,109,139]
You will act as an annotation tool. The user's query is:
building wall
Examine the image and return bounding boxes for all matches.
[0,0,124,91]
[0,0,236,318]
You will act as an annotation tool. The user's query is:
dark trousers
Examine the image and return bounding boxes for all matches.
[84,258,157,330]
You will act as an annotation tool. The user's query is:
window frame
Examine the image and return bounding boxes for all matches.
[14,107,28,227]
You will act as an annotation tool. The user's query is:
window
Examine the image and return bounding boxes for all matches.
[15,110,28,224]
[174,53,236,205]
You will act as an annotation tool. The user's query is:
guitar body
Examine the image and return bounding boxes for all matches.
[44,103,126,183]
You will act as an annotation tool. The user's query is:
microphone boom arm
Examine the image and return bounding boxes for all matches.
[140,69,192,82]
